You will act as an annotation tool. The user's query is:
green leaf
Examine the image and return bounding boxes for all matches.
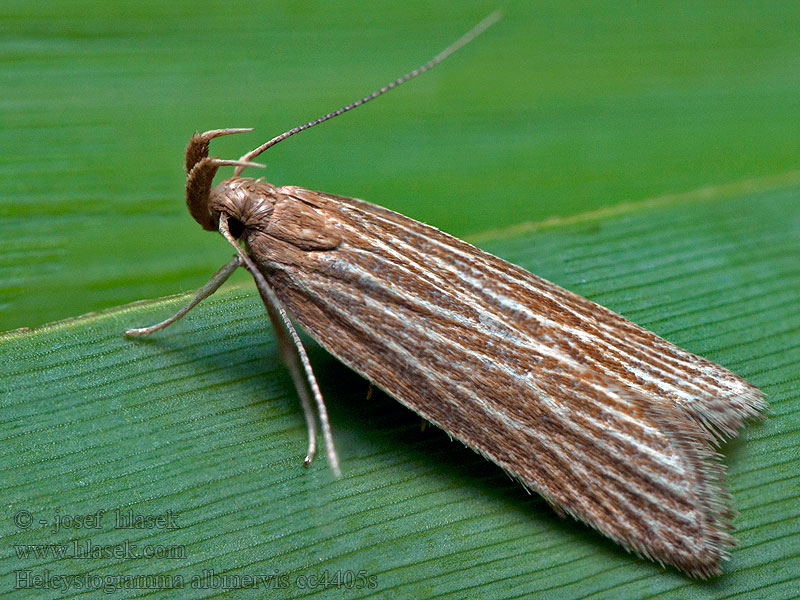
[2,180,798,598]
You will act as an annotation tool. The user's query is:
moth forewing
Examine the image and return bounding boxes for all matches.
[237,182,763,578]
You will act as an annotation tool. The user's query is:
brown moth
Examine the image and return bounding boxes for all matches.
[126,13,765,578]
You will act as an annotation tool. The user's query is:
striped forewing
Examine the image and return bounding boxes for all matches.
[249,185,765,577]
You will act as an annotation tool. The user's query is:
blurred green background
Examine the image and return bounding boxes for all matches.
[2,0,800,331]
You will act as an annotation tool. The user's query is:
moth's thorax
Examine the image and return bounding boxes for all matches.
[208,177,278,233]
[209,177,342,257]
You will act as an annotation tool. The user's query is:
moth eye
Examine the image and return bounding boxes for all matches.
[228,217,245,239]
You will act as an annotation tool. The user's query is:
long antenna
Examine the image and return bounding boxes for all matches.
[233,10,502,175]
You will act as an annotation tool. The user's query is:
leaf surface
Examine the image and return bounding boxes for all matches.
[2,181,798,598]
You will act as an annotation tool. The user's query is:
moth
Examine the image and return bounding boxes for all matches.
[126,13,765,578]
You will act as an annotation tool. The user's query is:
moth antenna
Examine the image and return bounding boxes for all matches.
[219,214,341,478]
[234,10,502,175]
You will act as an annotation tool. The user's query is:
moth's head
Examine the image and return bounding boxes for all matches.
[206,177,277,240]
[183,128,271,238]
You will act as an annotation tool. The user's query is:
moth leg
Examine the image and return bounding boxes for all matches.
[219,214,341,478]
[270,307,318,471]
[124,255,241,336]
